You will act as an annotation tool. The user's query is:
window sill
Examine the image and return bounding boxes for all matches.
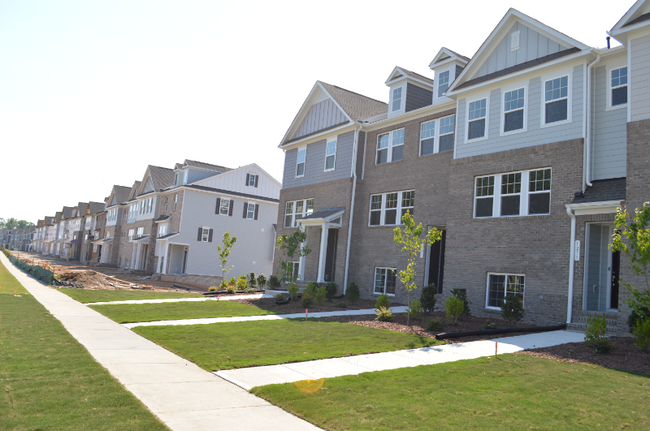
[465,136,488,144]
[473,213,551,220]
[375,160,403,167]
[606,104,627,112]
[540,119,571,129]
[500,127,527,137]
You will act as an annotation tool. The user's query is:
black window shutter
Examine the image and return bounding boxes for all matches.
[243,202,248,218]
[197,227,202,241]
[208,229,213,242]
[215,198,221,214]
[245,174,250,186]
[254,175,258,188]
[254,204,259,220]
[229,200,234,216]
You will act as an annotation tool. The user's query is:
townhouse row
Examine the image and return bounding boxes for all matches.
[0,226,36,251]
[271,1,650,328]
[32,160,281,286]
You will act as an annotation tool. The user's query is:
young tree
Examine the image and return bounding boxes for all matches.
[276,228,311,300]
[217,232,237,278]
[393,211,441,325]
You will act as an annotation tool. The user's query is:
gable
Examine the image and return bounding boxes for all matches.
[142,176,154,194]
[110,194,117,206]
[292,97,348,140]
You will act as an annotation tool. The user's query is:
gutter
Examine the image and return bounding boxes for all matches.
[343,122,364,294]
[565,205,577,324]
[584,52,602,191]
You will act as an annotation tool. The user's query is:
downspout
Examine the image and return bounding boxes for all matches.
[584,52,602,191]
[565,205,577,324]
[343,122,364,293]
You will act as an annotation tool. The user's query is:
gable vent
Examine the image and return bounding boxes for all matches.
[511,31,520,51]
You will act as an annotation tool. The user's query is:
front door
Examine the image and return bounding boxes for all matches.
[427,229,446,294]
[324,229,338,282]
[585,224,619,311]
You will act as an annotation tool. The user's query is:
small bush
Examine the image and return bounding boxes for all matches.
[236,275,247,290]
[325,282,337,299]
[346,282,360,303]
[287,283,300,300]
[420,284,437,313]
[219,279,228,289]
[247,272,257,289]
[267,275,281,289]
[334,300,347,308]
[314,286,327,304]
[274,293,288,302]
[226,286,236,294]
[482,319,499,330]
[426,318,445,332]
[376,306,392,322]
[375,293,391,309]
[245,288,256,293]
[585,315,615,353]
[301,293,314,309]
[407,300,423,320]
[257,274,267,289]
[628,306,650,332]
[305,282,319,296]
[445,296,464,325]
[228,276,237,287]
[501,294,525,325]
[208,286,218,292]
[632,318,650,350]
[450,288,470,316]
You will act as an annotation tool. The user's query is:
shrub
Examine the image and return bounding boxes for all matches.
[450,288,470,316]
[247,272,257,289]
[301,293,314,309]
[274,293,288,302]
[334,300,347,308]
[585,315,615,353]
[420,284,437,313]
[208,286,218,292]
[287,283,300,300]
[376,306,392,322]
[228,276,237,287]
[245,288,256,293]
[375,293,391,309]
[407,299,423,320]
[226,286,236,294]
[501,294,525,325]
[346,282,360,303]
[236,275,248,290]
[482,319,498,330]
[445,296,464,325]
[267,275,281,289]
[632,318,650,350]
[219,279,228,289]
[627,305,650,332]
[257,274,267,289]
[325,282,337,299]
[426,318,445,332]
[305,282,319,296]
[314,286,327,304]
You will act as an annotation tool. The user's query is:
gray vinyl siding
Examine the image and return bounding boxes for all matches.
[456,64,584,158]
[476,22,569,78]
[631,34,650,122]
[592,65,627,180]
[293,98,348,140]
[456,65,464,79]
[282,131,354,189]
[405,83,432,112]
[186,168,219,184]
[176,190,276,277]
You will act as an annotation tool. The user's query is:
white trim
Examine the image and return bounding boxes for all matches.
[540,72,572,129]
[500,85,528,137]
[324,138,337,172]
[368,190,414,227]
[485,272,525,310]
[375,128,405,165]
[295,147,306,178]
[565,200,622,216]
[466,96,489,143]
[606,61,629,111]
[373,267,397,296]
[388,84,406,118]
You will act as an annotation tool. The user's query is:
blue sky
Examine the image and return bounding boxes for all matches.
[0,0,636,222]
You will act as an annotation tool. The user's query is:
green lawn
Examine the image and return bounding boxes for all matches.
[59,287,201,303]
[90,300,283,323]
[134,319,442,370]
[0,260,168,430]
[253,354,650,431]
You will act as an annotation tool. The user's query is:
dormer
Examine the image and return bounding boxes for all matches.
[385,67,434,118]
[172,160,230,187]
[428,48,469,104]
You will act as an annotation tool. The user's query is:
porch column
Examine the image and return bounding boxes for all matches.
[298,227,307,281]
[317,223,329,283]
[162,242,169,274]
[131,244,138,269]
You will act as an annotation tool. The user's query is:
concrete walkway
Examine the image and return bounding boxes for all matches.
[123,306,409,329]
[87,293,270,305]
[0,253,320,431]
[216,330,585,390]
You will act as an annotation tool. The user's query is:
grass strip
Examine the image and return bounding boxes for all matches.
[59,287,201,303]
[134,318,442,370]
[90,300,283,323]
[253,354,650,431]
[0,260,168,430]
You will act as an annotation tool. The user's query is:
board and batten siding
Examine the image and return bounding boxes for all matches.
[592,65,627,180]
[195,166,280,200]
[631,33,650,122]
[293,98,348,140]
[405,83,433,112]
[456,64,584,159]
[476,22,569,79]
[282,131,354,189]
[176,190,276,277]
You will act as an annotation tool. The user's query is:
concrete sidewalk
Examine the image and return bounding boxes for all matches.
[216,330,585,390]
[0,253,320,431]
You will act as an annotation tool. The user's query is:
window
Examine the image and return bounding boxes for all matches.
[164,197,168,213]
[391,87,402,112]
[289,261,301,280]
[420,115,455,156]
[420,120,436,156]
[374,267,396,295]
[296,147,306,177]
[438,70,450,98]
[128,229,134,242]
[376,129,404,164]
[158,224,168,238]
[244,202,258,220]
[246,173,259,187]
[217,198,232,216]
[284,198,314,227]
[174,172,180,186]
[121,232,126,243]
[474,168,551,218]
[369,190,414,226]
[487,274,524,308]
[439,115,455,152]
[468,98,487,140]
[199,226,212,242]
[173,194,178,211]
[544,76,568,124]
[324,139,336,171]
[503,88,525,133]
[137,227,144,237]
[611,67,627,107]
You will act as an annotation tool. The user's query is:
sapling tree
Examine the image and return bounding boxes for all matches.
[217,232,237,278]
[393,211,441,325]
[276,227,311,300]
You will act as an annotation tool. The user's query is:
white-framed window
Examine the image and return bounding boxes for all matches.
[173,194,178,211]
[201,226,210,242]
[296,147,306,178]
[369,190,414,226]
[245,202,256,220]
[543,75,569,124]
[219,198,231,216]
[420,115,455,156]
[502,87,525,134]
[174,172,180,186]
[289,261,301,280]
[128,229,134,242]
[324,139,337,171]
[158,224,168,238]
[376,129,404,165]
[474,168,552,218]
[611,67,628,107]
[486,273,524,309]
[137,227,144,237]
[121,232,126,243]
[284,198,314,227]
[164,197,169,213]
[246,173,258,187]
[467,98,487,141]
[374,267,396,295]
[438,70,450,98]
[391,86,403,112]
